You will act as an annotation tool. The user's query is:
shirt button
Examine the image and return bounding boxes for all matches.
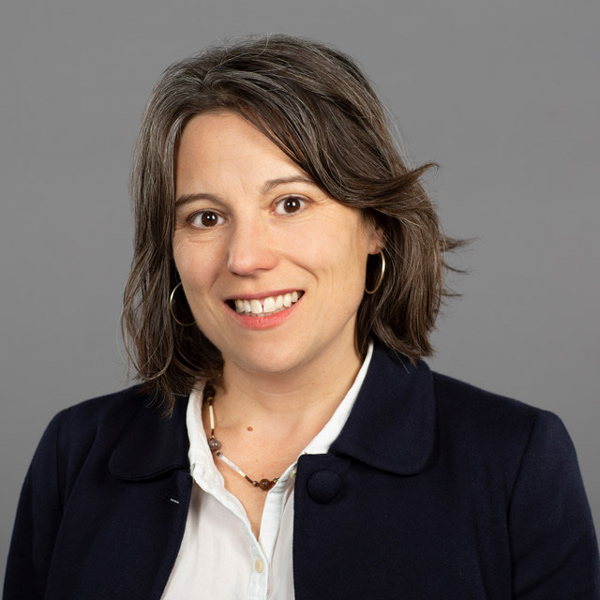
[254,559,264,573]
[290,466,297,479]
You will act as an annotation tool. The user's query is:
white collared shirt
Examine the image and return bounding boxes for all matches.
[161,343,373,600]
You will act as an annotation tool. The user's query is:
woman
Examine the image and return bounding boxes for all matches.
[4,35,599,599]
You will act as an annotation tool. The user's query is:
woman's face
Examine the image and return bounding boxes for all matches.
[173,111,380,378]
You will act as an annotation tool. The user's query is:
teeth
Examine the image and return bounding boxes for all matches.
[250,299,262,315]
[263,297,276,312]
[232,292,302,316]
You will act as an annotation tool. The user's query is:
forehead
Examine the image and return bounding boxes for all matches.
[176,111,308,190]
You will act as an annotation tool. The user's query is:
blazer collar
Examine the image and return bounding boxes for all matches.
[330,343,436,475]
[109,343,436,480]
[109,393,190,481]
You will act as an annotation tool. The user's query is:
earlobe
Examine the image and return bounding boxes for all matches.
[368,228,385,256]
[360,211,384,255]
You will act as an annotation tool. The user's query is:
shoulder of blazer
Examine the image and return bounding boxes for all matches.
[431,371,562,464]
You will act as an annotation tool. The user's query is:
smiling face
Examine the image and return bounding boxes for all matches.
[173,111,380,379]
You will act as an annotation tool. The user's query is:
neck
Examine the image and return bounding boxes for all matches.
[214,342,364,434]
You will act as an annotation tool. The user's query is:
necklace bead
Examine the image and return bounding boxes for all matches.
[259,479,275,491]
[204,382,280,492]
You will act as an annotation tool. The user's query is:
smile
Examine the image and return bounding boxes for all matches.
[230,291,303,317]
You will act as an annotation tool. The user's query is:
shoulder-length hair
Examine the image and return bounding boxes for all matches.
[122,34,461,412]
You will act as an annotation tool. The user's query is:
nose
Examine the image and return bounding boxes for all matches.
[227,219,278,276]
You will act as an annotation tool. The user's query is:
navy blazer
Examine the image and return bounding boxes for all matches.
[4,344,600,599]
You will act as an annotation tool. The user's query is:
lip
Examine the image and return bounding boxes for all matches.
[224,290,304,330]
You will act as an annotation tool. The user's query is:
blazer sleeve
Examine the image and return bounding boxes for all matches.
[3,412,67,600]
[509,410,600,598]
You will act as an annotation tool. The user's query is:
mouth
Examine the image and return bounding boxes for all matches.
[226,291,304,317]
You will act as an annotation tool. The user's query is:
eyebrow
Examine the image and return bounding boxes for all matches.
[262,175,315,193]
[174,175,317,210]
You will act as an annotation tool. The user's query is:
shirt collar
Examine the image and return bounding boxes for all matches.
[302,341,373,456]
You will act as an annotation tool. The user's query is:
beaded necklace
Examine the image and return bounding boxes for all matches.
[204,382,279,492]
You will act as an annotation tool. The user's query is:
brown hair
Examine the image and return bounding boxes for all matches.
[122,34,462,411]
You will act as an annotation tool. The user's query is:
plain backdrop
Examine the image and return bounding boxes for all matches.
[1,0,599,582]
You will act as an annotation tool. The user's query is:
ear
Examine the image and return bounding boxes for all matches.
[366,224,385,256]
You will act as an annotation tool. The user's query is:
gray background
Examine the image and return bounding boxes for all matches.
[1,0,598,582]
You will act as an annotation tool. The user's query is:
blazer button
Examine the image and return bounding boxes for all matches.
[306,469,342,503]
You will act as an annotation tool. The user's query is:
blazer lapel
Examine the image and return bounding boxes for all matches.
[330,343,436,475]
[109,394,190,481]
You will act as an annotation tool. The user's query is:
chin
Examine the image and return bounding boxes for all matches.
[225,341,310,377]
[244,354,304,376]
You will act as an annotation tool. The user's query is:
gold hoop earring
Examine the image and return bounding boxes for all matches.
[364,251,386,295]
[169,282,195,327]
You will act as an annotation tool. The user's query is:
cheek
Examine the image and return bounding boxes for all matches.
[173,240,219,292]
[340,235,371,295]
[310,227,369,289]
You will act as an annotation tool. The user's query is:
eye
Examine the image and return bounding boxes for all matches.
[189,210,224,229]
[274,195,307,216]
